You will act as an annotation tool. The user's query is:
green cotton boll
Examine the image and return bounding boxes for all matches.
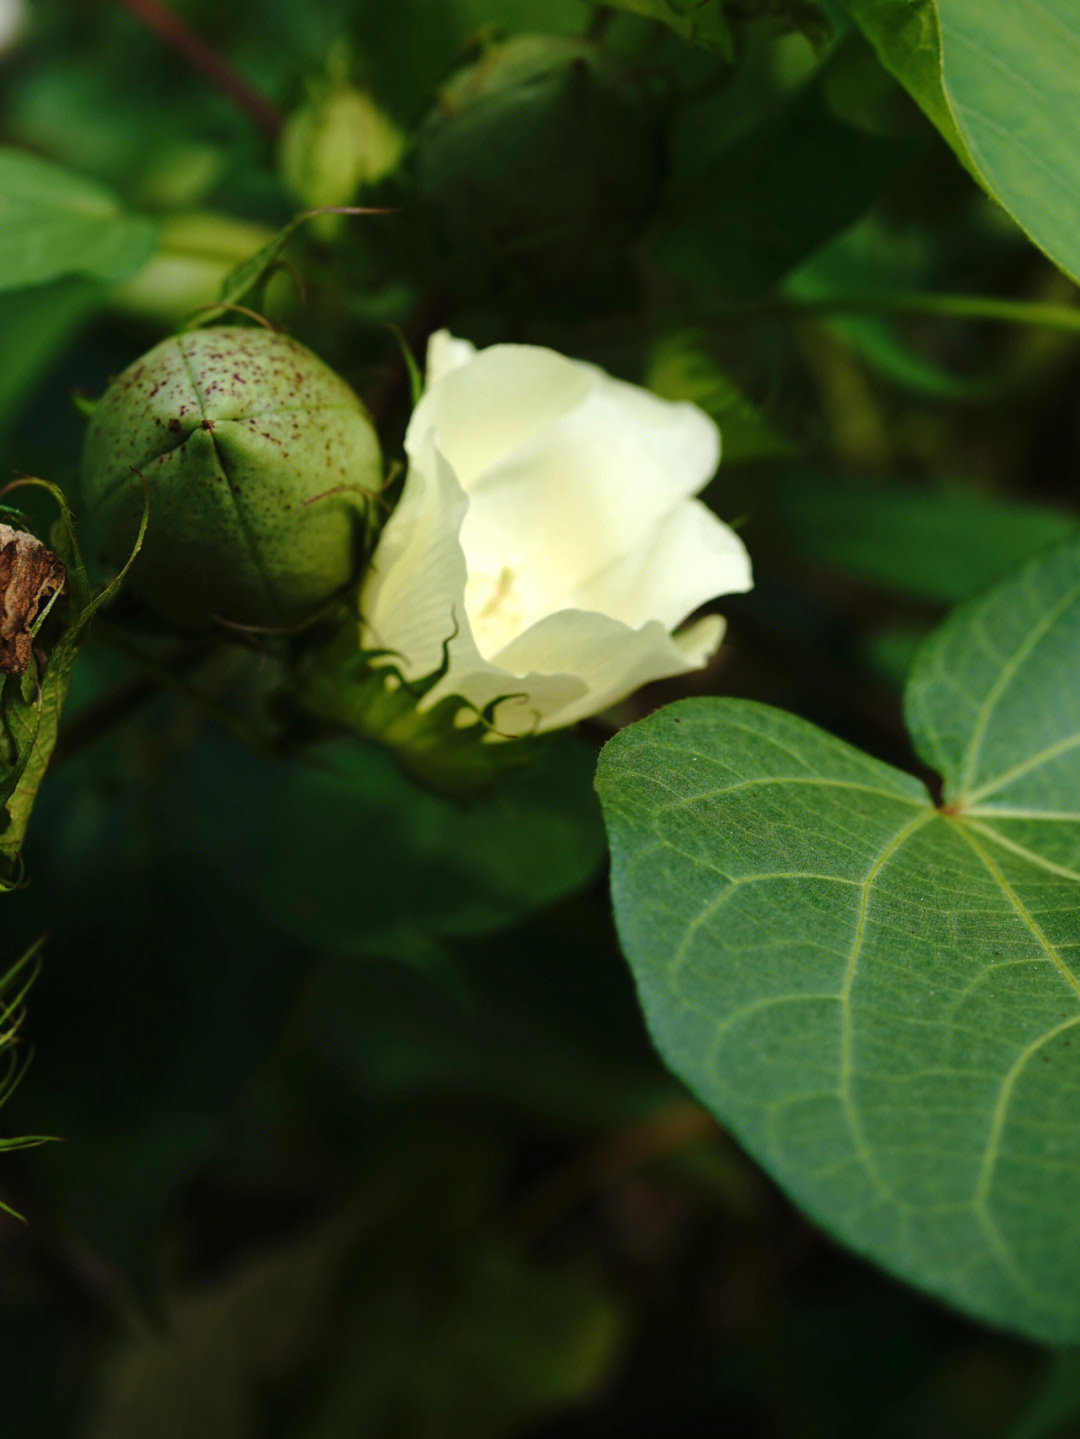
[413,35,660,287]
[80,327,382,630]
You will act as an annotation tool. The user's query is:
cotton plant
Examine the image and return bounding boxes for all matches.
[9,0,1080,1399]
[31,273,1080,1358]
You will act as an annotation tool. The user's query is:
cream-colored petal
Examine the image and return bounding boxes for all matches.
[671,613,725,667]
[420,608,726,737]
[360,441,473,679]
[407,343,599,492]
[424,330,477,385]
[462,367,721,516]
[572,499,751,630]
[455,386,720,610]
[489,609,723,731]
[422,661,590,738]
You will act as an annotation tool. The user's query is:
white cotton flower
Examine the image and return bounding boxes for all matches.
[360,331,752,736]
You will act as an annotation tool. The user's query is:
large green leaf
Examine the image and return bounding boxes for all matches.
[597,539,1080,1342]
[846,0,1080,283]
[935,0,1080,284]
[0,148,157,290]
[841,0,973,164]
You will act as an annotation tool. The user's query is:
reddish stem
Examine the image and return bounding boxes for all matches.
[115,0,283,139]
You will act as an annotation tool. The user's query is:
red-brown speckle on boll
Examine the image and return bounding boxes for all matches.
[79,326,384,630]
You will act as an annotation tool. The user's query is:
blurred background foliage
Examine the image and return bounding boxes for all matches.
[3,0,1080,1434]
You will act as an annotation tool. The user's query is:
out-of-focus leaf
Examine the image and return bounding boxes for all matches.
[150,730,606,957]
[650,70,925,298]
[785,207,1033,402]
[646,331,793,463]
[841,0,974,165]
[0,281,102,452]
[306,1245,625,1438]
[858,624,928,693]
[709,1267,1029,1439]
[821,26,933,138]
[593,0,737,49]
[5,648,597,1259]
[299,943,676,1131]
[768,469,1079,604]
[1004,1351,1080,1439]
[0,149,158,289]
[595,0,836,51]
[88,1139,627,1439]
[6,692,310,1265]
[353,0,585,126]
[109,213,279,328]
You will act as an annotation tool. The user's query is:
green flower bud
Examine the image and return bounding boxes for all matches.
[80,327,381,630]
[280,82,406,214]
[413,35,659,286]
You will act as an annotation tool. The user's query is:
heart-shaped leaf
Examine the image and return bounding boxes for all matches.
[596,539,1080,1342]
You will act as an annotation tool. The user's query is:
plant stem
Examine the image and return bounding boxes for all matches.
[53,623,283,768]
[585,5,615,40]
[115,0,283,139]
[91,622,283,755]
[508,1101,719,1243]
[719,290,1080,334]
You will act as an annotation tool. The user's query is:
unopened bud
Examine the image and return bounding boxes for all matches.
[281,82,405,219]
[414,35,659,285]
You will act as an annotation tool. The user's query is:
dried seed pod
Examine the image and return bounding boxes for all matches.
[0,524,65,675]
[80,327,382,630]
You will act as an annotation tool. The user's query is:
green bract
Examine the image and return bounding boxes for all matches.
[80,327,381,630]
[414,35,658,286]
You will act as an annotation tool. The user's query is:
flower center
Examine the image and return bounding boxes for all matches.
[464,563,531,658]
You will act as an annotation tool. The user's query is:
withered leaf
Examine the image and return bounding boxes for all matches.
[0,523,66,677]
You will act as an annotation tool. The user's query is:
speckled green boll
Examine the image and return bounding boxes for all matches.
[80,327,381,629]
